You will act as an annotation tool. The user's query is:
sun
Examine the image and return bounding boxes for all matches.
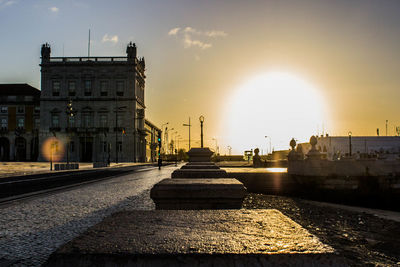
[221,72,328,154]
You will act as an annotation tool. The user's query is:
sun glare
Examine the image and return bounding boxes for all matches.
[222,72,327,154]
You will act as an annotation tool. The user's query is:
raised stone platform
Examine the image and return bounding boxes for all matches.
[171,169,228,178]
[150,178,247,209]
[44,209,346,267]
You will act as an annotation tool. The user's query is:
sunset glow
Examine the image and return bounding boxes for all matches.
[223,72,327,154]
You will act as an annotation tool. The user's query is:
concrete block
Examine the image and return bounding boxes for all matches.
[187,147,214,162]
[150,178,247,209]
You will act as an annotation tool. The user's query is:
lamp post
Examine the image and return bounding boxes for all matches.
[175,135,181,151]
[183,117,191,150]
[165,127,174,154]
[212,138,218,155]
[348,131,352,157]
[199,115,204,148]
[227,145,232,156]
[115,106,127,164]
[65,99,76,166]
[161,122,168,153]
[265,136,271,154]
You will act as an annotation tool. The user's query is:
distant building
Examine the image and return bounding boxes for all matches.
[144,119,161,162]
[299,135,400,159]
[0,84,40,161]
[38,42,149,162]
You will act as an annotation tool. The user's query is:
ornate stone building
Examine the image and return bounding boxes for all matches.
[39,42,149,162]
[0,84,40,161]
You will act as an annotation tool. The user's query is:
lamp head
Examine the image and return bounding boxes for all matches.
[199,115,204,123]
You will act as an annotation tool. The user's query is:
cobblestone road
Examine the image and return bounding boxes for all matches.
[0,166,176,267]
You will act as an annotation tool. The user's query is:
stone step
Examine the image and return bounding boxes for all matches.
[172,169,228,178]
[150,178,247,210]
[181,165,220,170]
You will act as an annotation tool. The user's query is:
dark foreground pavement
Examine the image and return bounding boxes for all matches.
[45,209,347,266]
[43,194,400,267]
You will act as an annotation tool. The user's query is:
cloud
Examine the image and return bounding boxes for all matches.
[204,30,228,37]
[102,34,119,44]
[184,34,212,50]
[49,6,59,12]
[168,27,180,36]
[168,26,227,51]
[0,0,17,8]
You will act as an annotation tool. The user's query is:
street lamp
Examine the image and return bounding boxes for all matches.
[227,145,232,156]
[65,99,76,166]
[265,136,271,155]
[199,115,204,148]
[171,131,178,154]
[212,138,218,155]
[348,131,352,157]
[115,106,127,164]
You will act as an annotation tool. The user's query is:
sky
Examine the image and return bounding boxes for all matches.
[1,0,400,154]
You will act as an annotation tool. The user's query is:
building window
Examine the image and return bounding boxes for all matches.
[116,81,124,96]
[70,141,75,152]
[0,106,7,113]
[116,113,124,126]
[103,142,108,152]
[52,81,60,96]
[34,106,40,114]
[118,141,122,152]
[99,114,108,127]
[82,113,92,127]
[68,81,76,96]
[25,96,33,101]
[51,114,59,127]
[84,80,92,96]
[34,118,40,128]
[100,81,108,96]
[17,106,25,114]
[1,118,7,128]
[17,117,24,128]
[68,116,75,127]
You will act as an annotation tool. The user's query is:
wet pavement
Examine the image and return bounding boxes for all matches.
[0,165,176,267]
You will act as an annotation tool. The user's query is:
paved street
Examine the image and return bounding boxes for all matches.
[0,165,176,267]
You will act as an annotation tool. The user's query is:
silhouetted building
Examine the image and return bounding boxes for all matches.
[0,84,40,161]
[38,42,147,162]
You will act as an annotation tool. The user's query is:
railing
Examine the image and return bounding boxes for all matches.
[48,57,129,63]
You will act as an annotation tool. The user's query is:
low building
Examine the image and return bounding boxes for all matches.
[145,119,161,162]
[299,135,400,159]
[0,84,41,161]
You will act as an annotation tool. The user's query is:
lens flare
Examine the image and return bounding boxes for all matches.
[41,137,65,162]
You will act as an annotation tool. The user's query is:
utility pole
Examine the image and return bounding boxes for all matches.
[183,117,191,150]
[386,120,388,136]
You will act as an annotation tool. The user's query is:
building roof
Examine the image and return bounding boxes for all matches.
[0,84,41,96]
[145,119,161,132]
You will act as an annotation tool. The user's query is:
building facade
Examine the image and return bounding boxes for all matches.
[0,84,40,161]
[39,42,148,162]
